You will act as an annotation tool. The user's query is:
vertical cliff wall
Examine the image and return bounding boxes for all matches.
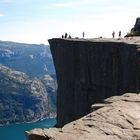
[49,38,140,127]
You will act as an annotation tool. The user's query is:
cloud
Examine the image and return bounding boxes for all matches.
[52,0,93,8]
[0,0,13,3]
[54,2,74,8]
[52,0,112,8]
[0,13,4,16]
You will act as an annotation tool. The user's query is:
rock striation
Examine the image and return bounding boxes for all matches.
[49,38,140,127]
[26,93,140,140]
[0,64,50,125]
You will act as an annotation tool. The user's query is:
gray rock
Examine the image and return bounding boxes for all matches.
[90,103,106,111]
[49,38,140,127]
[134,17,140,32]
[26,93,140,140]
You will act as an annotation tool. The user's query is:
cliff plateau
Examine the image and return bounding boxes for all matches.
[27,38,140,140]
[49,38,140,127]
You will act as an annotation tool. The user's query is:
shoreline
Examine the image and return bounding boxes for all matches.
[0,115,56,127]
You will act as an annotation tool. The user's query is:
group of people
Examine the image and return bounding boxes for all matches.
[61,31,122,39]
[62,32,85,39]
[62,33,71,39]
[112,31,121,38]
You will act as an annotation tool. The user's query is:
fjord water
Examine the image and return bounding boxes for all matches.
[0,118,56,140]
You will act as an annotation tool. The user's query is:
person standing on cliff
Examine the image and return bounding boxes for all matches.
[118,30,121,38]
[82,32,85,38]
[112,31,115,38]
[65,33,68,39]
[68,34,72,39]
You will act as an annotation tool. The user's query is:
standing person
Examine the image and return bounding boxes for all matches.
[82,32,85,38]
[65,33,68,38]
[68,34,72,39]
[118,30,121,38]
[112,31,115,38]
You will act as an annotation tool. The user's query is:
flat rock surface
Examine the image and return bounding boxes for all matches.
[52,37,140,45]
[27,93,140,140]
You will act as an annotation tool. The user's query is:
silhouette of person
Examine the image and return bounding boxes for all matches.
[118,30,121,38]
[82,32,85,38]
[65,33,68,39]
[68,35,71,39]
[62,35,64,38]
[112,31,115,38]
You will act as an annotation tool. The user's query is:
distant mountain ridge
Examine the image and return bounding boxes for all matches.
[0,40,55,77]
[0,40,57,125]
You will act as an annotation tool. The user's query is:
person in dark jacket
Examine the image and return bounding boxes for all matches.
[65,33,68,38]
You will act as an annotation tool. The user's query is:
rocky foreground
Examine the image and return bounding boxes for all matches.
[27,93,140,140]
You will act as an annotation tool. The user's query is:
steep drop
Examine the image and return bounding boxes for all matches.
[49,38,140,127]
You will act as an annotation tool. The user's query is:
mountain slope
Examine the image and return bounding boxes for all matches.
[39,75,57,112]
[0,41,55,77]
[0,64,51,125]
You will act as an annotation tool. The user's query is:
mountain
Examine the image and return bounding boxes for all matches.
[0,40,57,125]
[39,75,57,112]
[0,40,55,77]
[0,64,52,125]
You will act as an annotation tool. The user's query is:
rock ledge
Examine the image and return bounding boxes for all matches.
[26,93,140,140]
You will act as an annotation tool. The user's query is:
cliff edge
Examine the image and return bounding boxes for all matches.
[49,38,140,127]
[26,38,140,140]
[26,93,140,140]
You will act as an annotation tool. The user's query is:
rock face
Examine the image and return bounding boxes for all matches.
[27,93,140,140]
[39,74,57,113]
[134,17,140,32]
[126,18,140,37]
[0,64,50,125]
[49,38,140,127]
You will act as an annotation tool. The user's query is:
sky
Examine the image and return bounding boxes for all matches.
[0,0,140,44]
